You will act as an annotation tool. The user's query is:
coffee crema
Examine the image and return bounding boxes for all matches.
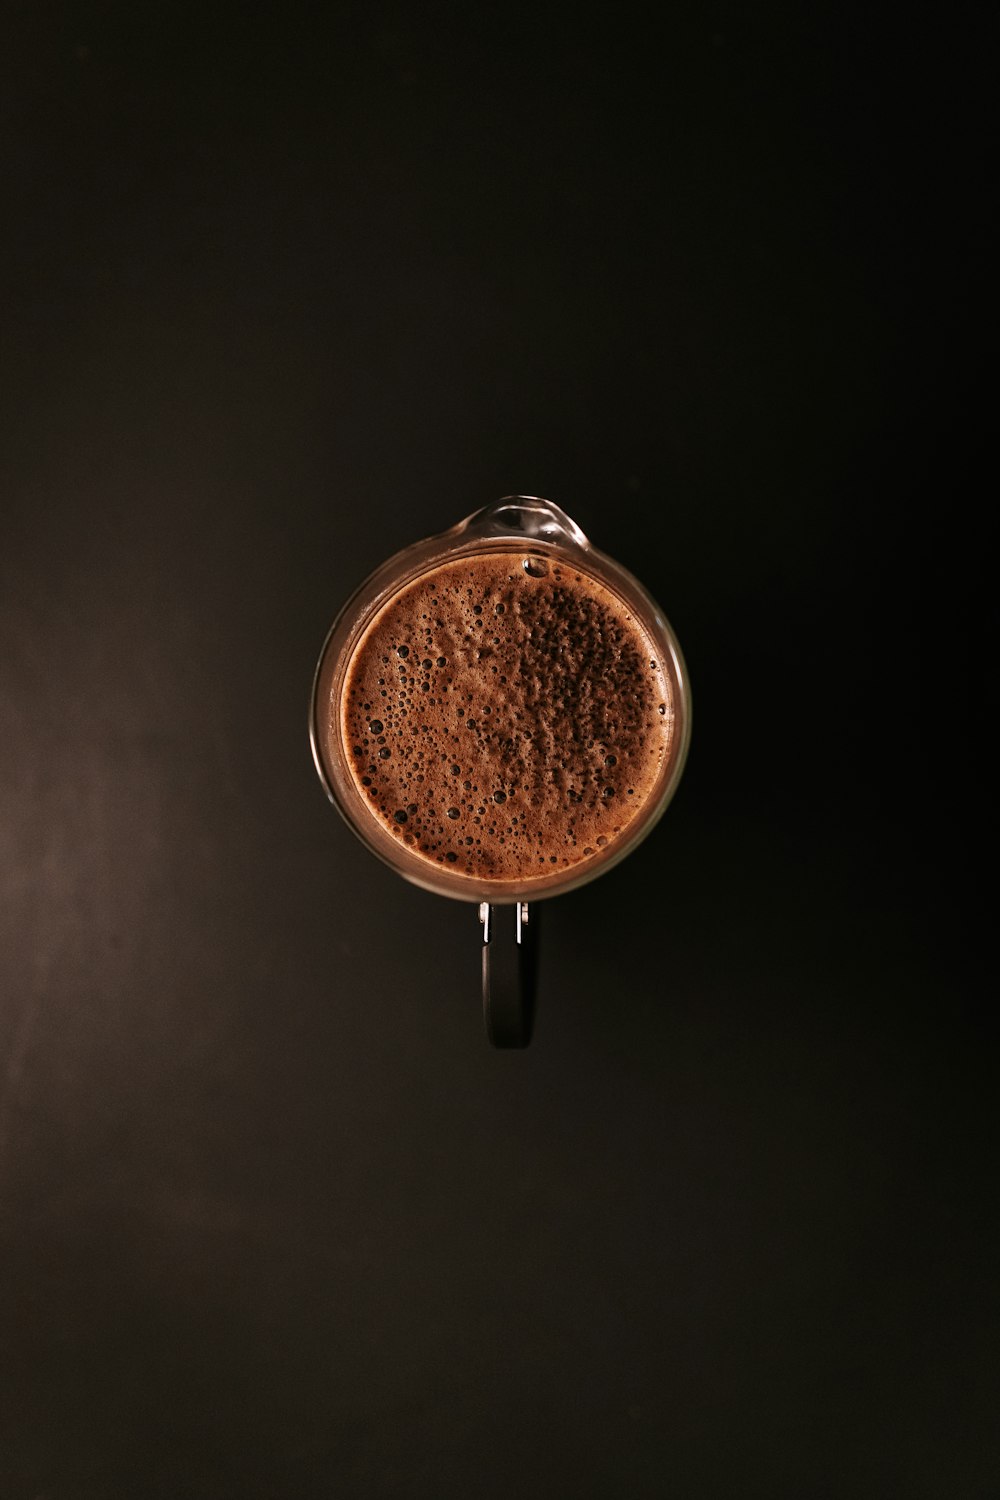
[331,552,675,883]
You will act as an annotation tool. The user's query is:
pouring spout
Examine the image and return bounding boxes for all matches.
[453,495,591,551]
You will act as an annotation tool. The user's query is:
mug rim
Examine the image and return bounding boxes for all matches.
[310,526,691,904]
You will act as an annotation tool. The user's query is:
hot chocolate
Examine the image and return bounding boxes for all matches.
[330,550,676,884]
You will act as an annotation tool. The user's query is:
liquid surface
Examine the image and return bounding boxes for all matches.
[334,552,674,882]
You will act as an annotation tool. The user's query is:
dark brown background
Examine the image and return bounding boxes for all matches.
[1,4,992,1497]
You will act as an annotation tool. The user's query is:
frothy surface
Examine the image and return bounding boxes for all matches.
[335,552,674,882]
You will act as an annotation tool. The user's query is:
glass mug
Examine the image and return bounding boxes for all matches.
[310,496,691,1047]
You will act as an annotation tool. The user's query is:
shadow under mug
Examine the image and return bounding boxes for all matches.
[310,496,691,1046]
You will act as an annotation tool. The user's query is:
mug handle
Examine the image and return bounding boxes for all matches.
[479,902,538,1048]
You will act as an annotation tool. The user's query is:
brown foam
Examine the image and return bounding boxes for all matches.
[334,552,675,882]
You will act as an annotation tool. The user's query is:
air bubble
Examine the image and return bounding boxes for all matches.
[369,719,383,734]
[523,557,548,577]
